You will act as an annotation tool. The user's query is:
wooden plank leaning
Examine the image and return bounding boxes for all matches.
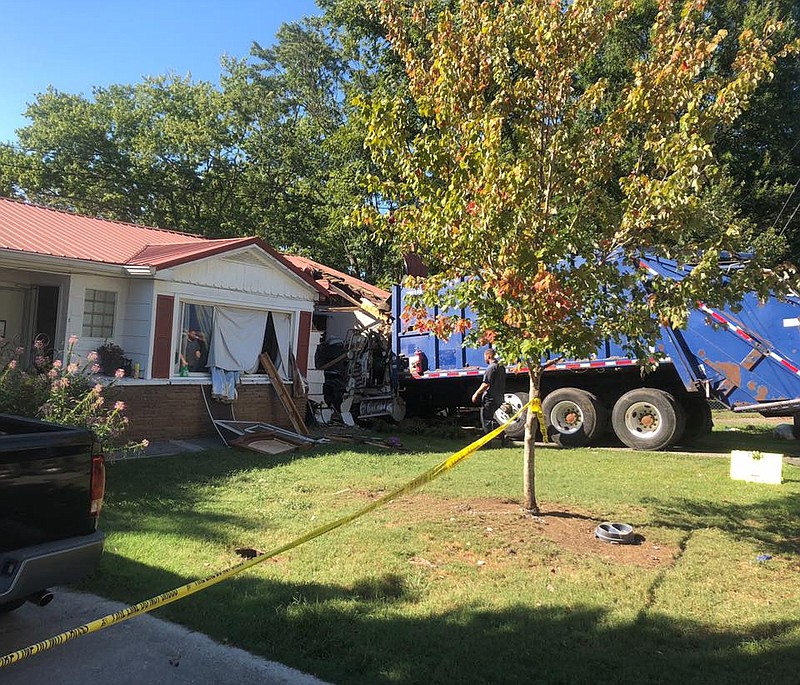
[259,353,310,436]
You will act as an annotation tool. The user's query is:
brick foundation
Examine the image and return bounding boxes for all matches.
[112,383,307,442]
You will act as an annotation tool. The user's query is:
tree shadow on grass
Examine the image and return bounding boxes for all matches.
[101,444,360,542]
[88,445,800,683]
[581,423,800,457]
[102,439,466,543]
[77,553,800,685]
[690,430,800,457]
[641,492,800,555]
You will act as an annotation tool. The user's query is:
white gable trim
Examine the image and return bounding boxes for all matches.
[162,247,318,303]
[157,244,319,298]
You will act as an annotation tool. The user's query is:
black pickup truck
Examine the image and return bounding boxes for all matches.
[0,414,105,612]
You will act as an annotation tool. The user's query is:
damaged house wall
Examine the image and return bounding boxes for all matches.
[283,256,404,426]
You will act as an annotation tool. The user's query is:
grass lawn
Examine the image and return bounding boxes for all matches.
[80,413,800,684]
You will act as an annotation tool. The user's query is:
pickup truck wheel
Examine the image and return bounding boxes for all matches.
[0,599,25,614]
[542,388,606,447]
[612,389,685,451]
[493,392,529,440]
[678,397,713,445]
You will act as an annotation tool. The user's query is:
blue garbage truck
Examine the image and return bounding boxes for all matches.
[392,254,800,450]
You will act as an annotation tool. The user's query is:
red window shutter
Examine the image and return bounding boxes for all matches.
[151,295,174,379]
[296,310,312,375]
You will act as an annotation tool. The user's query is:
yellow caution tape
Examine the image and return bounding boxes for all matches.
[530,397,546,442]
[0,399,538,668]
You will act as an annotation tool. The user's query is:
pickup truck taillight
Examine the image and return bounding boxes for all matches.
[90,452,106,517]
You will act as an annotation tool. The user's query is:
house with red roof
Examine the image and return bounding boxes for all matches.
[0,197,323,440]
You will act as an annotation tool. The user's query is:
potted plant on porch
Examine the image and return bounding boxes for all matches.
[96,341,129,376]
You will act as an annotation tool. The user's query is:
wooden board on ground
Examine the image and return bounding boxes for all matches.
[231,430,313,456]
[233,436,297,455]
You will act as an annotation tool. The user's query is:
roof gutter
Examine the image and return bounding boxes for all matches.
[0,248,154,277]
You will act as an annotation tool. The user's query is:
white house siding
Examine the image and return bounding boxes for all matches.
[306,329,325,399]
[325,309,383,342]
[120,279,155,376]
[66,273,131,363]
[170,250,313,302]
[0,286,27,344]
[155,276,313,312]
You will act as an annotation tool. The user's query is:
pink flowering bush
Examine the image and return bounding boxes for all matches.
[0,336,147,454]
[0,337,51,416]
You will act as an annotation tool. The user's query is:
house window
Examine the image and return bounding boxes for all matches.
[82,289,116,338]
[177,303,213,374]
[173,302,293,378]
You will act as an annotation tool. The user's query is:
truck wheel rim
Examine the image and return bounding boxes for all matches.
[549,400,584,435]
[496,394,524,423]
[624,401,662,437]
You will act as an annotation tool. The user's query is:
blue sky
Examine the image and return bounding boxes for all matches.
[0,0,322,143]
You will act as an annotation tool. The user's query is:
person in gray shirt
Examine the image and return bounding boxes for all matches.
[471,348,506,433]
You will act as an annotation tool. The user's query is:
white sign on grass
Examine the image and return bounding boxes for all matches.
[730,450,783,485]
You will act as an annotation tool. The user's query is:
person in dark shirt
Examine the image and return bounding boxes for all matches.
[471,348,506,433]
[183,330,208,372]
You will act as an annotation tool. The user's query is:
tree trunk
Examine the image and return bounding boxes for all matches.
[523,365,543,515]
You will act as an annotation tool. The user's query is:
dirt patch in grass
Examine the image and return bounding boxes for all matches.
[384,495,677,569]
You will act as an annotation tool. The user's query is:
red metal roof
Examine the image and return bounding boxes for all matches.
[284,255,389,303]
[0,197,214,265]
[0,198,314,282]
[0,199,336,299]
[128,238,259,268]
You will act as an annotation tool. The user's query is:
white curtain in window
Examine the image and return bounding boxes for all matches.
[270,311,292,378]
[207,307,268,373]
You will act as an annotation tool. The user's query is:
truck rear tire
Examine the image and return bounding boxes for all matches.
[678,397,713,445]
[542,388,606,447]
[492,392,529,440]
[612,389,685,450]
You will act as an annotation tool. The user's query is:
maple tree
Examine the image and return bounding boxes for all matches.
[363,0,799,512]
